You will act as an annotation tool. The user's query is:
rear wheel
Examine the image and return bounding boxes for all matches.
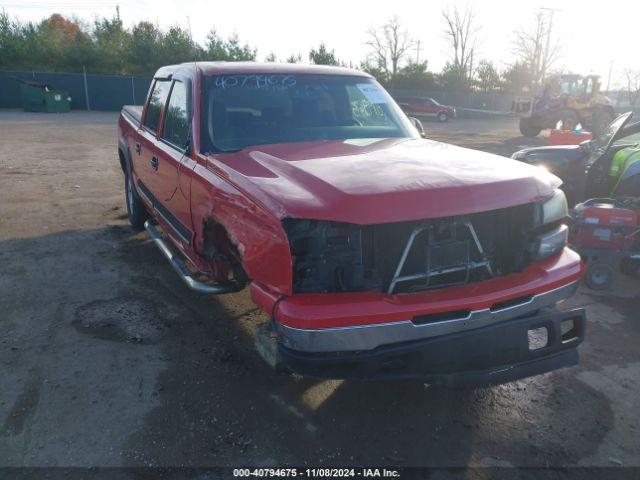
[559,110,579,131]
[585,262,614,290]
[519,117,541,137]
[125,171,148,230]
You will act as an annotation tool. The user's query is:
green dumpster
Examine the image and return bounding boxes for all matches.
[19,80,71,113]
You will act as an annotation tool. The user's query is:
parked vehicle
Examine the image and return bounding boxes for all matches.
[396,97,456,122]
[512,113,640,207]
[118,62,584,385]
[512,74,615,138]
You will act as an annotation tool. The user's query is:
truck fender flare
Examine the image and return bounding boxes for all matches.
[117,138,132,176]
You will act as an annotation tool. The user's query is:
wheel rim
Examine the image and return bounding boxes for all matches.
[590,268,610,286]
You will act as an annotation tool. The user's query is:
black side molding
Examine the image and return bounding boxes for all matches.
[137,179,192,245]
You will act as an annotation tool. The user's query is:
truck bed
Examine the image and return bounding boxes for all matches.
[122,105,142,125]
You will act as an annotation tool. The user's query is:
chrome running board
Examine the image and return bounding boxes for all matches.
[144,220,239,295]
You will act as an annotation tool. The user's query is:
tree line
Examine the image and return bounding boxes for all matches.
[0,7,575,95]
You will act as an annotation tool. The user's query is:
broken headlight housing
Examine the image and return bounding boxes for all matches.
[532,189,569,260]
[283,218,373,293]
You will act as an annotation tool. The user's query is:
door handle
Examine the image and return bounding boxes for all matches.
[135,142,141,155]
[151,156,158,171]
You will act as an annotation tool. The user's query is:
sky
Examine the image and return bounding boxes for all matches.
[2,0,638,88]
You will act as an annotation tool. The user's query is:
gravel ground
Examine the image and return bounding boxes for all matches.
[0,110,639,472]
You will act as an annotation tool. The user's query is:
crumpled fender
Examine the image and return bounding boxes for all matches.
[190,161,292,295]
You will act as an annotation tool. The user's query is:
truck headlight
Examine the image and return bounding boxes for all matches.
[537,189,568,227]
[534,224,568,260]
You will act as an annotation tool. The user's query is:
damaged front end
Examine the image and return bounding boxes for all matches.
[250,191,584,384]
[283,197,566,295]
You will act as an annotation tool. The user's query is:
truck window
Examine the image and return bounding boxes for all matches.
[201,74,416,153]
[345,84,396,127]
[144,79,171,133]
[162,81,190,149]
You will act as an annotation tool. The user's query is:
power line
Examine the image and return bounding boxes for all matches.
[0,1,139,9]
[0,3,121,8]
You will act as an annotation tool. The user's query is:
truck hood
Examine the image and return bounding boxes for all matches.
[211,138,561,224]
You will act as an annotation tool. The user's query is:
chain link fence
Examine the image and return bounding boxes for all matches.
[2,70,637,117]
[0,69,152,111]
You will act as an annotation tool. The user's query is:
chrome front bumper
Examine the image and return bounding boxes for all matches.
[276,281,580,353]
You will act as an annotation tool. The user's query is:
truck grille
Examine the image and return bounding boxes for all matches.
[285,203,536,294]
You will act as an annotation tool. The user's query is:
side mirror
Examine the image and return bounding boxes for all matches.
[409,116,426,138]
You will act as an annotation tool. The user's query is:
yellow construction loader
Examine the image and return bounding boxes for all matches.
[512,74,616,138]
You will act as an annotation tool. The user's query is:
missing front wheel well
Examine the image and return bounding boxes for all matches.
[202,218,248,288]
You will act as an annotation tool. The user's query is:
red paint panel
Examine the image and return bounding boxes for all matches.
[207,138,561,225]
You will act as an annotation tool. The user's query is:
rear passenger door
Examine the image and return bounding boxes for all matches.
[134,79,171,208]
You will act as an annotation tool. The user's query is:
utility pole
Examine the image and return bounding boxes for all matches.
[540,7,561,81]
[115,4,120,21]
[414,39,422,64]
[186,16,193,40]
[606,60,614,92]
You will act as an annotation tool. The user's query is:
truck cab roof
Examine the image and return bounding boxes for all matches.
[153,62,371,80]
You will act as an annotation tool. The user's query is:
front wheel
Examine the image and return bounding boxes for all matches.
[519,117,541,137]
[437,112,449,123]
[125,172,148,230]
[585,262,614,290]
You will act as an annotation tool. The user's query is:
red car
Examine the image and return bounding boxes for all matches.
[396,97,456,122]
[118,63,584,385]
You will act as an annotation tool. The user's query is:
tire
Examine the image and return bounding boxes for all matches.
[559,110,579,131]
[591,109,615,138]
[124,171,148,230]
[620,258,640,277]
[437,112,449,123]
[585,262,615,290]
[519,117,542,138]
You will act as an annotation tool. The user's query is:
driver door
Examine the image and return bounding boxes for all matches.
[585,113,636,198]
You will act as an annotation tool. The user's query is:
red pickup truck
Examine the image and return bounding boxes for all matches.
[118,62,585,385]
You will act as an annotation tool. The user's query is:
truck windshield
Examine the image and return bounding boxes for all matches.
[201,74,416,152]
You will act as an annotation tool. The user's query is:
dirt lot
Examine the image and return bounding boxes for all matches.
[1,110,639,470]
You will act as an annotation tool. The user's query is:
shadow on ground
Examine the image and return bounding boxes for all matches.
[0,223,628,469]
